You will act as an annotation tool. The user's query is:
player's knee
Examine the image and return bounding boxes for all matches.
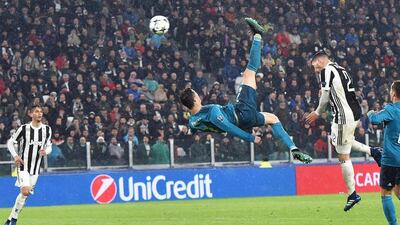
[381,188,393,197]
[21,188,30,196]
[265,113,279,124]
[338,154,349,162]
[271,114,279,123]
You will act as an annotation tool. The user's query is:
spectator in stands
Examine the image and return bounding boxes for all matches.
[231,137,249,161]
[259,132,276,160]
[75,137,87,164]
[60,136,76,162]
[313,130,328,158]
[150,133,170,164]
[188,134,209,162]
[136,136,151,164]
[109,137,125,163]
[217,137,232,162]
[93,136,108,162]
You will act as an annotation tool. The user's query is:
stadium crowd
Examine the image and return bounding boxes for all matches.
[0,0,398,166]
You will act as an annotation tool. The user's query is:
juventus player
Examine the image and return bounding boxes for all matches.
[4,104,52,225]
[306,51,382,211]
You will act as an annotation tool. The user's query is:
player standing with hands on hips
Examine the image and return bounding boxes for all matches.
[180,18,312,164]
[306,51,382,211]
[368,80,400,225]
[4,104,52,225]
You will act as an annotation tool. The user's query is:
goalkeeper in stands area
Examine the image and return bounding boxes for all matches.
[180,18,312,164]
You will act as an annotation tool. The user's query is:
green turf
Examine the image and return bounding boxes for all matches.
[0,193,389,225]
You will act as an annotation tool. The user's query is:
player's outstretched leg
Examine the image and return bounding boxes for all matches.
[370,147,383,166]
[245,17,266,36]
[261,112,312,164]
[239,17,265,90]
[239,18,312,164]
[351,141,382,166]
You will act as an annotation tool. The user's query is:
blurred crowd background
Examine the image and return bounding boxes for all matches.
[0,0,398,167]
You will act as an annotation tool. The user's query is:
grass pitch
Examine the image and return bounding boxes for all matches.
[0,193,388,225]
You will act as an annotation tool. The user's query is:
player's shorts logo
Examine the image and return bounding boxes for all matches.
[90,174,117,204]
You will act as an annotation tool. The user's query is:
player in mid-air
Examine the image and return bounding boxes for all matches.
[368,80,400,225]
[180,18,312,164]
[4,104,52,225]
[306,51,382,211]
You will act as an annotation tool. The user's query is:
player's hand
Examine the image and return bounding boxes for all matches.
[254,136,262,145]
[14,156,24,166]
[39,149,46,156]
[305,111,319,124]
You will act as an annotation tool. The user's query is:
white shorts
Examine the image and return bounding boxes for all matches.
[15,170,38,190]
[331,121,358,154]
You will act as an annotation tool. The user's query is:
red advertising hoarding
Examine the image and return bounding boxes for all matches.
[296,163,380,195]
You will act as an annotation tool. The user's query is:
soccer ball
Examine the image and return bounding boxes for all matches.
[149,15,170,35]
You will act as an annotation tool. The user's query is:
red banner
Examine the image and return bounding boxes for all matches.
[296,163,380,195]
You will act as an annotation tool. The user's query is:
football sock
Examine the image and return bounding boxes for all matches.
[8,193,27,220]
[246,34,262,72]
[351,141,371,155]
[382,195,397,225]
[271,122,297,150]
[340,160,356,195]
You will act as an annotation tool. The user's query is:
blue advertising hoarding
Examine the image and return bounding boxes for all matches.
[0,166,296,207]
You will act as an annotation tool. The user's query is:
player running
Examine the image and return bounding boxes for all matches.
[180,18,312,164]
[306,51,382,211]
[4,104,52,225]
[368,80,400,225]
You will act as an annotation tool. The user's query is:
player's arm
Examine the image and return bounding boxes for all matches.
[7,125,25,166]
[44,126,53,154]
[40,126,53,156]
[367,106,393,124]
[316,67,333,115]
[7,125,25,158]
[315,89,330,115]
[210,107,255,142]
[306,67,332,123]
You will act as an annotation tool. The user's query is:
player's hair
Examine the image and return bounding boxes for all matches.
[28,103,43,112]
[392,80,400,98]
[310,51,328,62]
[180,88,195,110]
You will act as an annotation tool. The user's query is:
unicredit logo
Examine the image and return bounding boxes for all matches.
[90,174,117,204]
[119,174,213,201]
[90,173,213,203]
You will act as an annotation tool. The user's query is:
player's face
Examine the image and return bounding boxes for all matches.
[311,59,323,74]
[193,90,202,106]
[390,85,396,102]
[31,107,43,122]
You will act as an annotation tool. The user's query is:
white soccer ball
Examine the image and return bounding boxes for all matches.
[149,15,170,35]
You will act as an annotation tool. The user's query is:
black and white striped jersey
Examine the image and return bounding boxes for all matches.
[319,62,361,124]
[7,123,52,175]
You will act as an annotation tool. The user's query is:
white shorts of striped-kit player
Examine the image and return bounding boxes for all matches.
[331,121,358,154]
[15,170,38,190]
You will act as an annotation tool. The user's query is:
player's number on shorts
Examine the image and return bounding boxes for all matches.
[342,70,355,92]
